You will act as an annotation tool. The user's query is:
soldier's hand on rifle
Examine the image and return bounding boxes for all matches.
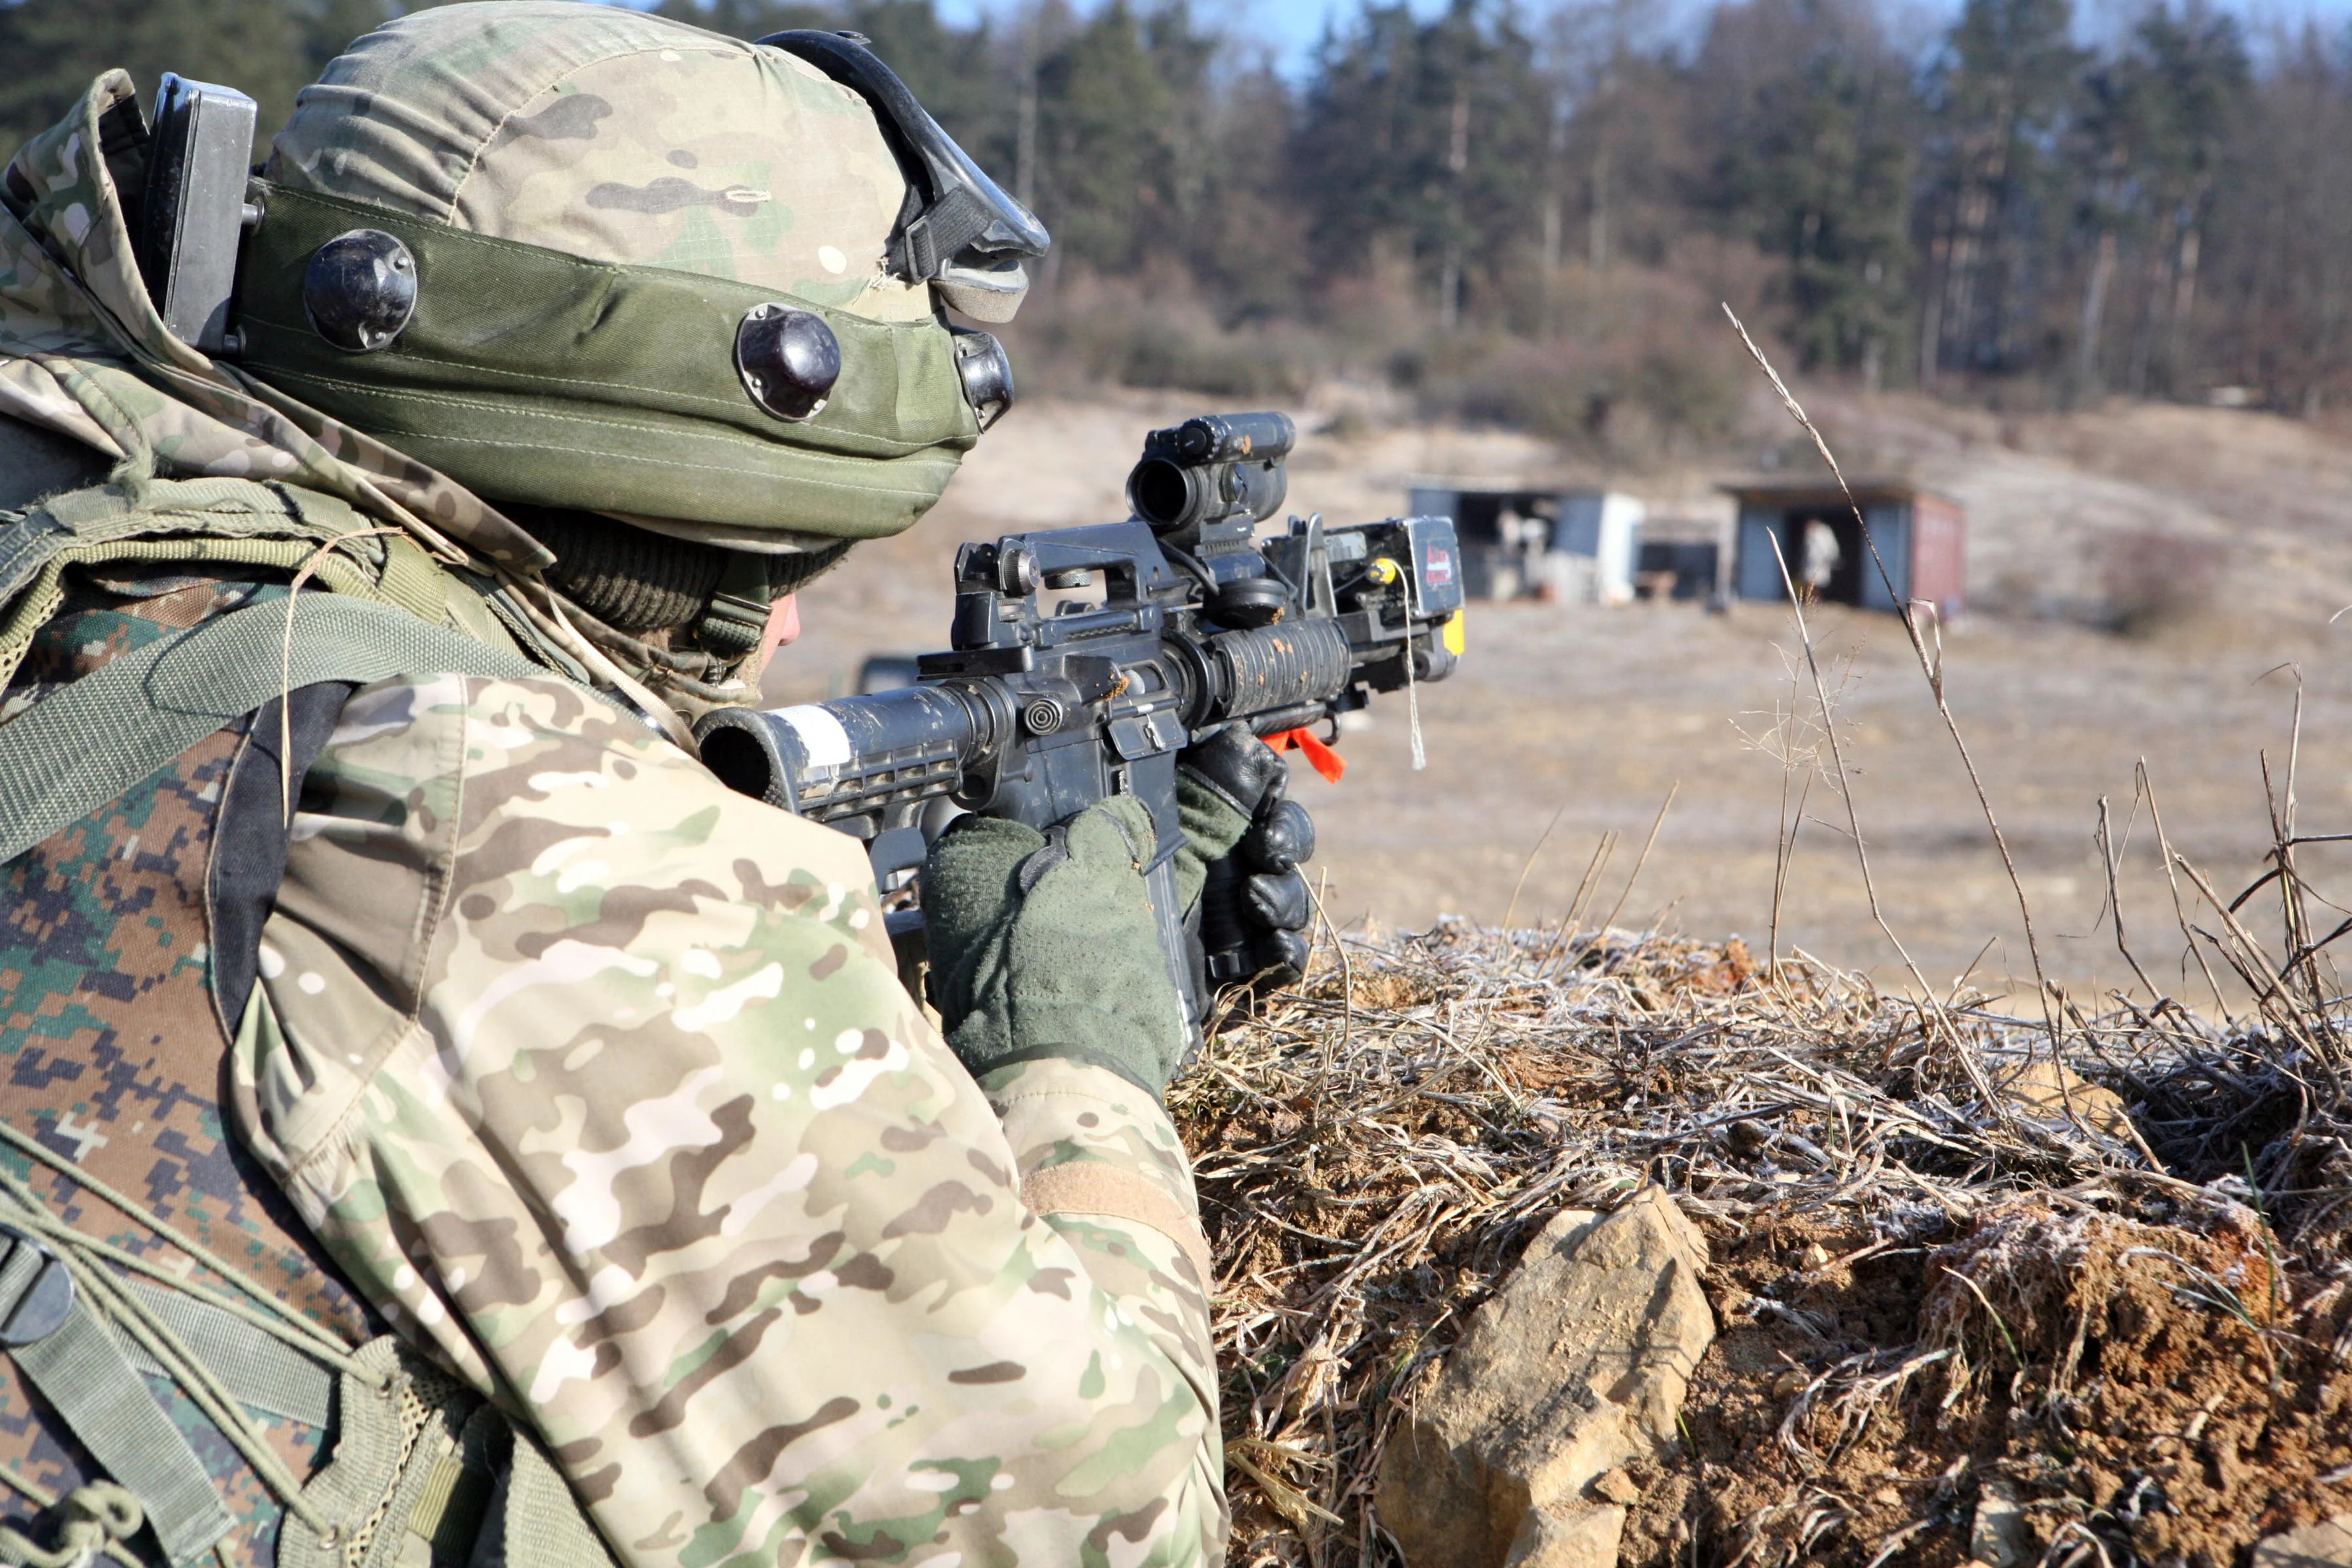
[1174,722,1316,998]
[922,796,1192,1098]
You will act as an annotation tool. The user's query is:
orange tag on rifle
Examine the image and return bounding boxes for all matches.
[1262,727,1347,785]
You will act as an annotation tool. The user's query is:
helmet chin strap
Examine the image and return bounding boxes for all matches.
[695,553,774,660]
[502,504,850,676]
[694,537,851,658]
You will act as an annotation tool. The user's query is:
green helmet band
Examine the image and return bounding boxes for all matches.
[237,183,979,540]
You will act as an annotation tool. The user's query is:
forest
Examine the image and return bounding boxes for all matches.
[5,0,2348,447]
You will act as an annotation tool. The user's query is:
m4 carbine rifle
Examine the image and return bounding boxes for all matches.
[694,412,1463,1036]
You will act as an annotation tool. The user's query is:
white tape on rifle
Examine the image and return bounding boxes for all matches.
[777,704,853,769]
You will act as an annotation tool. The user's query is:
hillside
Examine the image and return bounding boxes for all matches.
[1179,921,2352,1567]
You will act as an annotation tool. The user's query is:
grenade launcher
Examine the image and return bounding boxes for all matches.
[694,412,1464,1032]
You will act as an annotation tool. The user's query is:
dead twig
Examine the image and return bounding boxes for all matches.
[1725,304,2057,1056]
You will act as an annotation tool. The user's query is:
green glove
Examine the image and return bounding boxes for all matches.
[1173,767,1253,913]
[921,795,1190,1098]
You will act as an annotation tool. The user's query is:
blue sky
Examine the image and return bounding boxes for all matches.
[928,0,1435,76]
[932,0,2352,80]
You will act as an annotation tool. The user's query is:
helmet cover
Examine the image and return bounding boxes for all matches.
[247,1,985,540]
[268,2,933,321]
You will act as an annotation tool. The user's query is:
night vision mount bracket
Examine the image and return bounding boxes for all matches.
[137,73,263,357]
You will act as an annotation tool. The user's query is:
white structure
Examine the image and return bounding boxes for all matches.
[1405,484,1646,604]
[1552,490,1645,605]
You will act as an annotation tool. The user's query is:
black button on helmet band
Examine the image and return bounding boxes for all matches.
[756,30,1049,284]
[736,303,841,422]
[951,327,1015,431]
[291,50,1027,446]
[303,229,416,353]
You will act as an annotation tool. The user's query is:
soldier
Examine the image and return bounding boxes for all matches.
[0,6,1313,1567]
[1801,516,1842,597]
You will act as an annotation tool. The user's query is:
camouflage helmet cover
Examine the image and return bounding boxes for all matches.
[244,1,1000,540]
[266,2,937,324]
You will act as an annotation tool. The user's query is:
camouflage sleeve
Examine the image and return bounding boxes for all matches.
[227,673,1227,1568]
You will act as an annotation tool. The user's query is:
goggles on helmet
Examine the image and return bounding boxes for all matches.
[759,30,1050,323]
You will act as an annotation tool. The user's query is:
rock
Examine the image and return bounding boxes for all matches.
[1971,1482,2028,1568]
[1591,1469,1641,1507]
[2004,1059,2136,1143]
[1501,1503,1625,1568]
[1375,1186,1715,1568]
[2254,1515,2352,1567]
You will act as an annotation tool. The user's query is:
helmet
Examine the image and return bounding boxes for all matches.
[239,1,1043,547]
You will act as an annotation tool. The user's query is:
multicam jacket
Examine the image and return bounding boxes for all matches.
[235,671,1226,1567]
[0,57,1225,1568]
[0,546,1227,1568]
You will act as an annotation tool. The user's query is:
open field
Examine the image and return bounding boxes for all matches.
[766,385,2352,1002]
[757,383,2352,1563]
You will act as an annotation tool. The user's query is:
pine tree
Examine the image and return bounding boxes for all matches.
[2189,22,2347,412]
[1691,0,1918,382]
[1293,0,1548,321]
[1032,1,1171,267]
[0,0,350,155]
[1915,0,2081,381]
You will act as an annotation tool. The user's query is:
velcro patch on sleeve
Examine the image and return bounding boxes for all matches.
[1021,1162,1214,1288]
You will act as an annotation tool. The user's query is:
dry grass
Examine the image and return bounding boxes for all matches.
[1175,910,2352,1566]
[1163,317,2352,1564]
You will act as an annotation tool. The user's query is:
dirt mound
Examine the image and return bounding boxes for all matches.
[1181,923,2352,1567]
[1625,1201,2352,1567]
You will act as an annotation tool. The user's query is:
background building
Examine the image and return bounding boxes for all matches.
[1724,480,1965,618]
[1407,483,1646,604]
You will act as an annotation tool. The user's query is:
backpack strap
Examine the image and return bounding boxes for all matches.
[0,479,538,699]
[0,1230,233,1567]
[0,594,590,867]
[0,480,331,609]
[116,1281,335,1430]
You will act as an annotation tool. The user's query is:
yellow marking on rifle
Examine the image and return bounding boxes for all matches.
[1441,613,1465,657]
